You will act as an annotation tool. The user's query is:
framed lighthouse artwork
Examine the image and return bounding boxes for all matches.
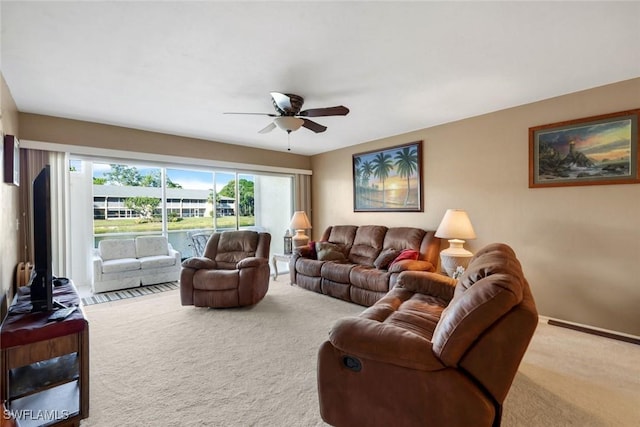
[529,109,640,188]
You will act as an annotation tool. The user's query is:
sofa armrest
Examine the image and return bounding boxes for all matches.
[388,259,435,273]
[181,257,217,270]
[329,317,446,371]
[396,271,457,302]
[92,250,104,279]
[237,257,268,269]
[168,244,181,264]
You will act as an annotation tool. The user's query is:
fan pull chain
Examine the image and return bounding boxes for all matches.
[287,130,291,151]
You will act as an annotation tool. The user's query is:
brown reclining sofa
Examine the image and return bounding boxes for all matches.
[317,242,538,427]
[289,225,441,307]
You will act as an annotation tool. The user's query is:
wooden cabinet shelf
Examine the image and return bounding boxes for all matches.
[1,282,89,427]
[8,381,80,427]
[8,353,79,401]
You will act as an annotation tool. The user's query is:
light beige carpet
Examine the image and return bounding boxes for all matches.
[80,281,640,426]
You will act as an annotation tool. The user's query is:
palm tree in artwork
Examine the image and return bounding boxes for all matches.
[353,156,362,189]
[394,146,419,206]
[372,152,394,206]
[359,160,374,206]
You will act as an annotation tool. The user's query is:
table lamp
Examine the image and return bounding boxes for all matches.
[435,209,477,277]
[289,211,312,248]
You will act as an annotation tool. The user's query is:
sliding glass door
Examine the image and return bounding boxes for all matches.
[72,159,294,265]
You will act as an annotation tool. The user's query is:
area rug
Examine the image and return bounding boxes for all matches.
[81,282,178,306]
[80,282,640,426]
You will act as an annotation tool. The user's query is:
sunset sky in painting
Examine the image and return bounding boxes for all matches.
[538,118,633,163]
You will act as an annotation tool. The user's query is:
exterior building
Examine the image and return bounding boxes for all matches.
[92,185,235,220]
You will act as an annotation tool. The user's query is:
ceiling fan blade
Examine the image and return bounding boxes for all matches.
[298,106,350,117]
[258,122,276,134]
[302,119,327,133]
[270,92,304,115]
[270,92,293,112]
[223,112,277,116]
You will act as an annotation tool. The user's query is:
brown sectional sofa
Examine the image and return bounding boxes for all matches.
[289,225,441,306]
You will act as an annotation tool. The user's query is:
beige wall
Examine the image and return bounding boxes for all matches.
[0,73,21,315]
[311,77,640,336]
[19,113,311,172]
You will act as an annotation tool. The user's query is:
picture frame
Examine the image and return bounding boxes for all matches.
[353,141,423,212]
[529,109,640,188]
[4,134,20,186]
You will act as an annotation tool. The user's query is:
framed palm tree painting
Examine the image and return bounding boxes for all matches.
[353,141,423,212]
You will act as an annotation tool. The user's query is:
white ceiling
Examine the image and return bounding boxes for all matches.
[2,1,639,156]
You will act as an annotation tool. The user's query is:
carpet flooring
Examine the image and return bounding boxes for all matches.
[81,282,179,306]
[80,281,640,426]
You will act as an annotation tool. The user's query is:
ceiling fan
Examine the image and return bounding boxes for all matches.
[224,92,349,134]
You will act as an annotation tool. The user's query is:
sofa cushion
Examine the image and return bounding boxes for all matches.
[321,262,355,283]
[431,243,525,367]
[101,258,140,274]
[456,243,520,294]
[374,248,402,270]
[324,226,358,251]
[296,258,325,276]
[348,225,387,266]
[383,227,425,252]
[316,242,347,261]
[136,236,169,258]
[99,239,136,261]
[193,269,239,291]
[329,287,448,371]
[215,231,259,267]
[350,266,391,292]
[140,255,176,269]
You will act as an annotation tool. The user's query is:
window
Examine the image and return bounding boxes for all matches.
[80,159,294,259]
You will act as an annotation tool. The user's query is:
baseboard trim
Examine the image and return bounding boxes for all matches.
[547,318,640,346]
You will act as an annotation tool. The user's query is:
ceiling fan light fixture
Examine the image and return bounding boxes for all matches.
[225,92,348,134]
[274,116,304,132]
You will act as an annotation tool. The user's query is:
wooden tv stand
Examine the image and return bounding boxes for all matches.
[1,281,89,427]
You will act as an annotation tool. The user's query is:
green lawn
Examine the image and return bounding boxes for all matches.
[94,216,255,234]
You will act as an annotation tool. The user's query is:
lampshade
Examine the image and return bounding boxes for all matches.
[435,209,476,240]
[289,211,312,248]
[275,116,304,132]
[289,211,312,230]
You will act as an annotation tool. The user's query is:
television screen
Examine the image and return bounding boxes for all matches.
[31,165,53,312]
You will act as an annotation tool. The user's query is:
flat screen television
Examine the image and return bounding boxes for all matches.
[30,165,53,312]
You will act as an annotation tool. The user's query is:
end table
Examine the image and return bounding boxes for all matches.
[271,253,292,281]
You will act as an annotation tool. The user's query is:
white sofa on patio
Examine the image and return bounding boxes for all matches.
[92,236,181,293]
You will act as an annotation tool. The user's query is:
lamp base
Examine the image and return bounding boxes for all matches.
[440,239,473,277]
[292,230,309,248]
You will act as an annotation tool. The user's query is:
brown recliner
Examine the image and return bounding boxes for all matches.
[180,230,271,308]
[317,243,538,427]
